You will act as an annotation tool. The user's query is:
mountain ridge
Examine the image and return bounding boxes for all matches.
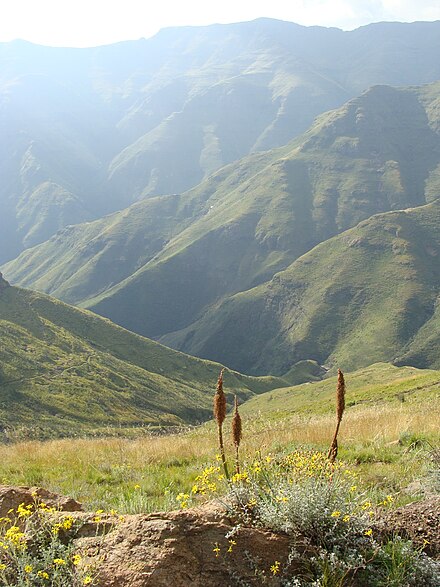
[2,19,440,261]
[162,198,440,374]
[5,80,440,373]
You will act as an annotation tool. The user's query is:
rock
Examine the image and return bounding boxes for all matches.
[376,496,440,559]
[0,485,83,516]
[79,505,294,587]
[1,485,439,585]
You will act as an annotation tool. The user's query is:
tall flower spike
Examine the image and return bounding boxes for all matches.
[336,368,346,423]
[328,369,346,464]
[232,395,242,475]
[213,369,229,479]
[232,396,242,448]
[214,369,226,426]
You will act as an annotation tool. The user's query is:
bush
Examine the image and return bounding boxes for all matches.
[0,499,96,586]
[189,450,440,586]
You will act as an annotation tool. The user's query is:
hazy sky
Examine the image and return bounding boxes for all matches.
[1,0,440,47]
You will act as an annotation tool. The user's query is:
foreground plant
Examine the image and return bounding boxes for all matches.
[328,369,346,463]
[0,500,96,586]
[220,450,440,586]
[213,369,229,480]
[231,395,242,475]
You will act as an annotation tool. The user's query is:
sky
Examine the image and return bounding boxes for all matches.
[1,0,440,47]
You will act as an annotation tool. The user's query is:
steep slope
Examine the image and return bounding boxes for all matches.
[5,82,440,353]
[2,19,440,261]
[0,274,285,437]
[164,199,440,375]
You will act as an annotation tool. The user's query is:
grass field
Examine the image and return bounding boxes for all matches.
[0,364,438,513]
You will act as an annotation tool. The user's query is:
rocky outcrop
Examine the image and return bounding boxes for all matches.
[80,505,293,587]
[0,485,83,516]
[376,496,440,559]
[0,486,438,586]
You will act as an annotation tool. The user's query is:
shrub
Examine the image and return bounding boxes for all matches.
[190,449,440,586]
[0,499,97,586]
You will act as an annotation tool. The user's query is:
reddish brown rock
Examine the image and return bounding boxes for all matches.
[376,496,440,559]
[79,505,293,587]
[0,485,83,516]
[1,486,439,585]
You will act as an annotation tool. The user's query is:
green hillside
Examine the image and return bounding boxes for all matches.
[0,275,286,438]
[5,82,440,370]
[166,199,440,375]
[2,19,440,262]
[240,362,440,418]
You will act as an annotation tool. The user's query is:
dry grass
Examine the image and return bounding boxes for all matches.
[0,399,437,512]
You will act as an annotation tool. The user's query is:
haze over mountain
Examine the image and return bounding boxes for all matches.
[5,79,440,375]
[0,273,284,436]
[2,18,440,262]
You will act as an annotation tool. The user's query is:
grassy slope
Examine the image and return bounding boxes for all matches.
[6,83,440,351]
[165,199,440,375]
[0,279,286,438]
[0,362,437,511]
[240,362,440,418]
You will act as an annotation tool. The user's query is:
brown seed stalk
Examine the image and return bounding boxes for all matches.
[231,395,242,474]
[328,369,346,463]
[214,369,226,425]
[214,369,229,479]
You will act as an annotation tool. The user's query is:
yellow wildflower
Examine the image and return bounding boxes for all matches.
[4,526,26,549]
[231,471,249,483]
[62,516,74,530]
[270,561,281,575]
[213,542,221,557]
[24,565,33,573]
[17,503,33,518]
[53,558,66,565]
[176,493,190,508]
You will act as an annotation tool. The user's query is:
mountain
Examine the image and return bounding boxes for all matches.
[0,274,285,437]
[163,199,440,375]
[5,81,440,375]
[2,19,440,262]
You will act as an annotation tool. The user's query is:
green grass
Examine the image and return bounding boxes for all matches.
[240,362,440,417]
[0,281,287,438]
[0,362,437,513]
